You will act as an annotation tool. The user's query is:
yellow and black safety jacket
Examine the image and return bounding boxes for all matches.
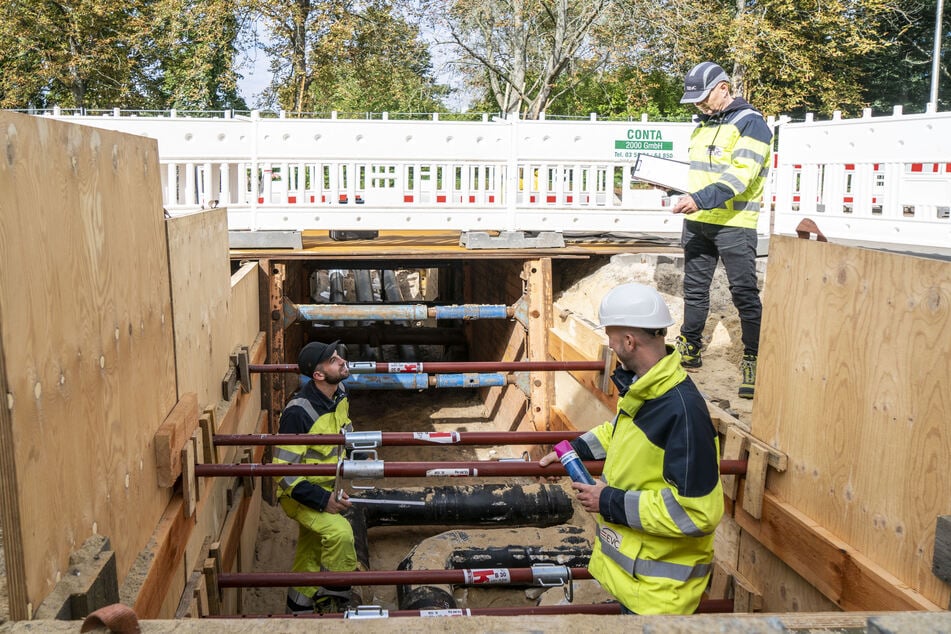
[571,348,723,614]
[686,97,772,229]
[272,380,352,511]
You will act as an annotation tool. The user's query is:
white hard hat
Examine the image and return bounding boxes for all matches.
[598,283,675,329]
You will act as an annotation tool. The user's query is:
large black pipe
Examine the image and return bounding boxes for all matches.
[395,525,591,610]
[352,483,573,528]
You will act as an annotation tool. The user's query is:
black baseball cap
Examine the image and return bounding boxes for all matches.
[297,340,340,377]
[681,62,730,104]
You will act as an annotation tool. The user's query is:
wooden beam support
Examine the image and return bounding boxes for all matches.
[154,393,200,488]
[741,442,770,520]
[736,489,942,611]
[524,258,553,432]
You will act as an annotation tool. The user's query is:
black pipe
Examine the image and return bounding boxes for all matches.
[354,483,573,528]
[395,525,591,610]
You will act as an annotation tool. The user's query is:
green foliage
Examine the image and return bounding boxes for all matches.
[0,0,247,110]
[306,2,448,113]
[154,0,248,110]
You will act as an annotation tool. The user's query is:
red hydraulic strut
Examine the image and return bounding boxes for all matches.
[194,459,748,479]
[210,598,735,618]
[213,430,583,446]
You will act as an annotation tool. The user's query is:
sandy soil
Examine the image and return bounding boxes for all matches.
[554,253,767,424]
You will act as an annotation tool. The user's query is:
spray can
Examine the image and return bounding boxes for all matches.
[553,440,595,485]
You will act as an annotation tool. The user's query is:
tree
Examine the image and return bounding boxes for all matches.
[153,0,249,110]
[248,0,342,112]
[307,2,448,113]
[609,0,904,116]
[413,0,611,118]
[0,0,161,109]
[859,0,951,112]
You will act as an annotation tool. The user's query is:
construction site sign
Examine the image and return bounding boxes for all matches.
[614,129,675,160]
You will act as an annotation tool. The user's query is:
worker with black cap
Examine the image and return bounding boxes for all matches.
[272,340,358,614]
[671,61,772,399]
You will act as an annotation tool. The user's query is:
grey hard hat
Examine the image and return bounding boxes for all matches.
[681,62,730,104]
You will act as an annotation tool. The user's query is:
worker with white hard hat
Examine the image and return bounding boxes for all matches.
[540,282,723,614]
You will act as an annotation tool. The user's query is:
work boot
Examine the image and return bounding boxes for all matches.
[313,594,346,614]
[675,335,702,369]
[285,594,314,615]
[739,354,757,399]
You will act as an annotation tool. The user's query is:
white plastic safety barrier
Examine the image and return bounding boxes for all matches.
[772,106,951,251]
[39,107,951,251]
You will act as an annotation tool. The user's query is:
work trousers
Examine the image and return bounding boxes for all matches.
[280,496,357,603]
[680,219,761,356]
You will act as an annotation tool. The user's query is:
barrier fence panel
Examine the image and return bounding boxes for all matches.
[35,108,951,250]
[772,107,951,250]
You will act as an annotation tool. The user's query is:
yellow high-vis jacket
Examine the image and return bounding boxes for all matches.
[273,380,352,511]
[686,97,772,229]
[573,348,724,614]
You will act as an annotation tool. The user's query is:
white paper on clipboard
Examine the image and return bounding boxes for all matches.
[631,154,690,194]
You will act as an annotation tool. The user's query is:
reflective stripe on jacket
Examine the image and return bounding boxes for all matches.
[575,348,723,614]
[273,381,352,505]
[687,97,772,229]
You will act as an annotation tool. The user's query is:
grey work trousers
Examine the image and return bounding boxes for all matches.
[680,219,761,356]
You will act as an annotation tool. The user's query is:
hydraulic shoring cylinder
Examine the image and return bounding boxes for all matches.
[194,459,748,479]
[343,372,511,390]
[214,430,583,447]
[285,300,512,326]
[249,360,606,374]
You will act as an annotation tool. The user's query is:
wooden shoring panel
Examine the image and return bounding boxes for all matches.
[166,209,232,411]
[130,336,265,619]
[754,235,951,606]
[0,112,177,618]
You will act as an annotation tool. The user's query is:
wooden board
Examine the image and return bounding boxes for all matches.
[736,528,838,613]
[754,235,951,606]
[736,489,940,611]
[166,210,232,412]
[0,112,177,618]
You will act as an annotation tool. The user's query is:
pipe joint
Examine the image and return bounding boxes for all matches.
[342,459,385,479]
[532,563,574,602]
[344,606,389,620]
[346,431,383,450]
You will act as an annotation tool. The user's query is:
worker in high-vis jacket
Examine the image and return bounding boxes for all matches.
[540,283,723,614]
[273,340,357,614]
[672,61,772,399]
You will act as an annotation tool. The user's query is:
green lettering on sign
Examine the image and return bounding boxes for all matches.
[615,140,674,151]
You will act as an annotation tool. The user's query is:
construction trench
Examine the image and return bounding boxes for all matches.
[2,115,951,633]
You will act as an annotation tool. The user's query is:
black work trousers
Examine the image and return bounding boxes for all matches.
[680,219,761,356]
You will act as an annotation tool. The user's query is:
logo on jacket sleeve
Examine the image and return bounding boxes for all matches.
[599,526,622,549]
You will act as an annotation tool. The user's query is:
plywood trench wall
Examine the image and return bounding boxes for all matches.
[545,235,951,613]
[0,112,265,620]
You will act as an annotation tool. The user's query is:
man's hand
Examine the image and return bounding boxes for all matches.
[538,451,563,483]
[572,480,606,514]
[672,194,699,215]
[325,489,352,514]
